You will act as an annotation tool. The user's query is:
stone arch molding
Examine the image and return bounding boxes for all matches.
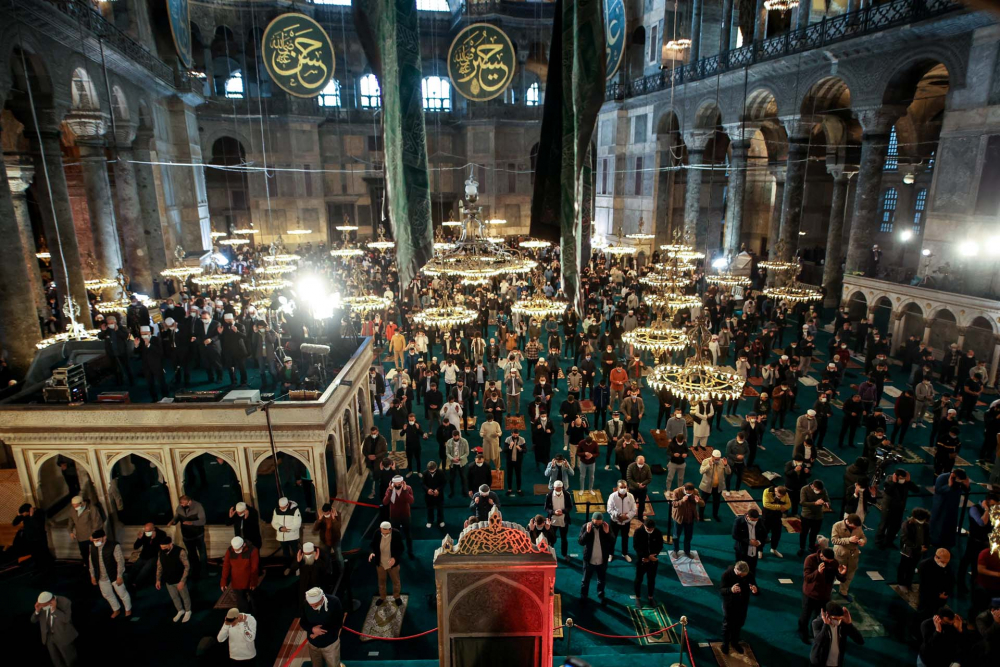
[841,285,998,331]
[250,447,314,476]
[31,451,92,479]
[653,105,684,135]
[103,450,166,481]
[177,448,239,471]
[447,573,544,627]
[201,127,255,160]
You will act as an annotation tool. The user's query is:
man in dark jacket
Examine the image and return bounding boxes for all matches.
[98,314,134,385]
[469,483,500,522]
[422,461,446,528]
[192,310,224,383]
[296,542,332,602]
[916,549,955,630]
[799,548,846,641]
[544,480,575,559]
[918,606,964,667]
[301,587,344,667]
[838,394,864,448]
[133,326,168,401]
[13,503,51,571]
[578,512,615,603]
[227,502,262,550]
[632,517,663,606]
[368,522,404,606]
[810,602,864,666]
[720,560,760,655]
[466,450,493,497]
[129,522,166,591]
[732,509,767,575]
[874,470,920,549]
[220,314,248,386]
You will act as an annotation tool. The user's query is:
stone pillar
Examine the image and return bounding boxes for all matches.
[754,0,768,42]
[29,125,92,327]
[110,121,153,293]
[766,163,785,254]
[65,110,120,279]
[690,0,704,62]
[956,326,967,351]
[822,168,855,307]
[683,148,706,250]
[844,106,904,274]
[921,317,933,346]
[720,0,734,53]
[796,2,811,30]
[165,98,211,253]
[0,143,45,373]
[722,138,750,258]
[132,127,168,280]
[778,135,810,260]
[847,0,862,12]
[4,157,48,317]
[989,335,1000,388]
[890,311,905,355]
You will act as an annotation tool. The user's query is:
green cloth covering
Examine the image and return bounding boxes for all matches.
[529,0,605,315]
[353,0,434,287]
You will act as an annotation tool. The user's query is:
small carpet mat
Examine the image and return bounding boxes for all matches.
[592,431,608,446]
[843,598,886,638]
[360,595,409,641]
[890,584,919,610]
[895,448,926,464]
[668,550,713,586]
[644,503,655,516]
[748,376,763,386]
[847,360,863,369]
[215,571,266,609]
[534,484,550,496]
[651,430,672,448]
[774,429,795,445]
[979,461,995,475]
[627,603,679,645]
[883,385,902,398]
[799,376,819,387]
[553,594,563,638]
[684,414,695,426]
[724,415,743,427]
[782,517,802,533]
[692,447,714,463]
[723,490,761,516]
[920,446,972,466]
[505,415,526,431]
[573,489,604,512]
[580,400,596,414]
[387,451,408,469]
[710,642,760,666]
[879,398,895,409]
[816,449,847,467]
[926,485,937,494]
[743,386,760,398]
[629,517,644,537]
[741,469,771,488]
[272,619,307,667]
[831,399,844,408]
[490,470,505,490]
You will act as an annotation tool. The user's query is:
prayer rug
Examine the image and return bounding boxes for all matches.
[722,490,761,516]
[644,502,655,517]
[782,517,802,533]
[843,598,886,638]
[692,447,714,463]
[651,429,672,448]
[831,399,844,409]
[979,461,994,475]
[592,431,608,446]
[216,571,267,610]
[710,642,760,666]
[926,485,936,494]
[573,489,604,513]
[894,448,926,464]
[748,377,763,386]
[490,470,504,491]
[668,550,713,587]
[774,429,795,445]
[847,360,863,369]
[879,398,895,409]
[743,385,760,398]
[816,449,847,467]
[725,415,743,427]
[534,484,551,496]
[387,451,408,470]
[684,414,695,427]
[272,619,307,667]
[883,385,902,398]
[920,446,972,466]
[505,415,526,431]
[580,399,595,414]
[629,517,643,537]
[890,584,920,610]
[741,469,771,488]
[553,594,563,638]
[627,603,679,645]
[360,595,409,641]
[798,376,819,387]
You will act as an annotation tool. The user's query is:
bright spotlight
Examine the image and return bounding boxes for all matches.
[958,241,978,257]
[921,248,932,257]
[712,257,729,270]
[899,230,913,242]
[212,252,230,266]
[296,276,323,297]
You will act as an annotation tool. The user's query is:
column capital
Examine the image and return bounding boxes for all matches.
[682,130,714,152]
[111,120,137,148]
[723,121,762,141]
[3,156,35,195]
[956,326,968,336]
[826,163,858,181]
[64,110,109,144]
[768,162,787,182]
[854,105,906,136]
[779,115,820,141]
[922,317,934,328]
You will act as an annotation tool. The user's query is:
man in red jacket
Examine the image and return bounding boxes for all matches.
[221,536,259,613]
[383,475,415,559]
[798,547,846,642]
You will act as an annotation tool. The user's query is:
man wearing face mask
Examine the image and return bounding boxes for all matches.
[719,560,760,655]
[88,529,131,618]
[915,549,955,632]
[228,502,263,551]
[799,547,847,642]
[383,476,415,558]
[532,410,555,471]
[159,317,190,387]
[740,413,764,470]
[830,513,866,602]
[607,480,637,563]
[251,320,279,388]
[809,602,864,666]
[579,512,615,603]
[271,496,302,576]
[98,314,134,386]
[732,509,768,575]
[466,448,493,498]
[220,313,248,386]
[192,308,224,383]
[470,483,500,522]
[68,495,104,561]
[132,325,168,401]
[221,536,259,613]
[297,542,332,601]
[368,522,404,607]
[314,503,344,570]
[632,517,663,606]
[155,536,191,622]
[504,430,527,496]
[32,591,78,667]
[168,495,208,579]
[129,522,166,592]
[422,462,447,528]
[544,480,576,560]
[444,430,469,497]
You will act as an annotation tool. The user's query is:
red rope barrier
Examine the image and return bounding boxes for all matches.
[341,626,438,640]
[572,621,680,640]
[331,497,381,509]
[279,639,307,667]
[684,627,697,667]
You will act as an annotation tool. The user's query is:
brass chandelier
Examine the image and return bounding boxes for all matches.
[511,276,569,318]
[645,319,745,402]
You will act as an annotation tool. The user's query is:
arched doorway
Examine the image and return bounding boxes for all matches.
[182,453,242,524]
[109,454,173,525]
[254,451,316,525]
[344,408,361,474]
[928,309,958,352]
[36,455,98,523]
[207,136,251,241]
[846,291,868,321]
[898,302,925,344]
[871,296,893,338]
[965,316,996,367]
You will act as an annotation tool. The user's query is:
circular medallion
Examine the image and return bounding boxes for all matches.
[448,23,517,102]
[604,0,626,80]
[262,13,336,98]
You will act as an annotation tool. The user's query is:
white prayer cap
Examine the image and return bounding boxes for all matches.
[231,536,244,550]
[807,409,816,417]
[37,591,53,604]
[71,496,83,504]
[302,542,315,554]
[305,587,325,604]
[553,480,563,488]
[215,300,224,306]
[380,521,392,530]
[140,325,151,333]
[781,355,789,360]
[947,409,957,415]
[164,317,175,326]
[278,496,289,507]
[712,449,722,458]
[392,475,404,483]
[235,502,247,512]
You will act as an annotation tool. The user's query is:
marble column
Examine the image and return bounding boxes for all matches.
[956,326,967,351]
[683,148,706,250]
[778,136,810,260]
[722,138,750,258]
[844,106,903,274]
[720,0,734,53]
[796,2,811,30]
[847,0,862,12]
[29,125,92,327]
[766,163,785,253]
[822,168,855,307]
[921,318,933,346]
[690,0,703,62]
[0,143,45,373]
[754,0,767,42]
[4,157,48,317]
[989,335,1000,389]
[65,110,120,279]
[890,311,905,355]
[110,122,153,293]
[132,127,168,280]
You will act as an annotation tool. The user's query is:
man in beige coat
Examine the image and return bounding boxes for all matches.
[698,451,730,522]
[68,496,103,561]
[479,413,503,470]
[794,410,819,446]
[831,513,866,602]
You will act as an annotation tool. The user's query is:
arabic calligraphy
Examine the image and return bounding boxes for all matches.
[604,0,626,80]
[262,13,336,99]
[448,23,516,102]
[166,0,192,70]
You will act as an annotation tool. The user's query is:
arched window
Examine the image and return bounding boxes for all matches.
[416,0,449,9]
[318,79,341,107]
[912,187,928,233]
[879,187,898,233]
[359,73,381,108]
[225,71,244,99]
[422,75,451,111]
[526,82,541,107]
[883,126,898,171]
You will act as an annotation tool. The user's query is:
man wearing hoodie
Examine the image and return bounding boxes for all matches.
[221,536,259,613]
[271,497,302,576]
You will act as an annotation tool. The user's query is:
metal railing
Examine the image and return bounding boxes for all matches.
[462,0,556,19]
[607,0,963,101]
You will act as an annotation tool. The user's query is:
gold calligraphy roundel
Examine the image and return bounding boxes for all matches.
[262,13,336,99]
[447,23,517,103]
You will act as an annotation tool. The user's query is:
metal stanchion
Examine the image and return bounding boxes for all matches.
[564,617,574,656]
[670,615,689,667]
